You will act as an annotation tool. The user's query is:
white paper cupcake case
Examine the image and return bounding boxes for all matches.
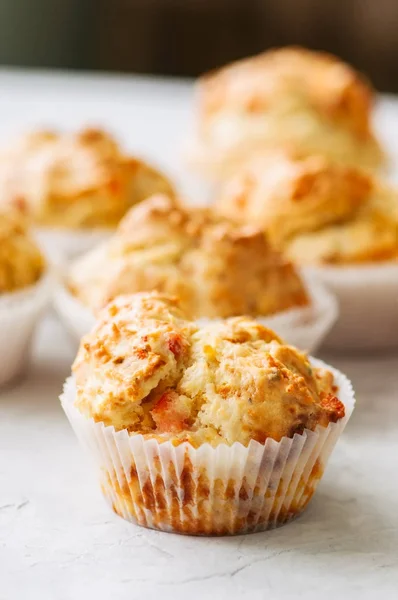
[305,263,398,351]
[60,358,355,536]
[54,272,338,352]
[35,227,112,260]
[0,270,53,387]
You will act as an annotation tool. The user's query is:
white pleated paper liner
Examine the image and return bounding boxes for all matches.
[35,227,113,261]
[304,262,398,351]
[0,270,53,387]
[54,272,338,352]
[60,358,355,536]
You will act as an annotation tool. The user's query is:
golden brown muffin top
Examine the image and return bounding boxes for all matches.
[73,292,344,446]
[200,46,374,139]
[0,209,45,293]
[0,128,174,228]
[68,194,309,316]
[190,46,384,177]
[216,152,398,264]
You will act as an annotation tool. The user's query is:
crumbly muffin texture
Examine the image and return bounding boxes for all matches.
[0,210,45,293]
[191,46,384,178]
[68,194,309,315]
[0,128,174,228]
[73,292,344,446]
[216,153,398,264]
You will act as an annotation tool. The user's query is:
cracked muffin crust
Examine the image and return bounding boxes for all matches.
[73,292,345,447]
[190,46,384,178]
[67,194,309,316]
[0,209,45,293]
[0,128,174,228]
[216,152,398,264]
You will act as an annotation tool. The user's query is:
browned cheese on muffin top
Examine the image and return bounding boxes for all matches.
[67,194,309,317]
[0,128,174,228]
[216,152,398,264]
[191,46,384,178]
[73,292,345,447]
[0,209,45,293]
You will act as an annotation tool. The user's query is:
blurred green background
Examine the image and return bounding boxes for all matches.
[0,0,397,91]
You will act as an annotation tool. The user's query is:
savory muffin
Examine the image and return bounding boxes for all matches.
[0,209,45,293]
[189,46,384,178]
[67,194,309,316]
[63,291,353,534]
[216,152,398,265]
[73,292,344,446]
[0,128,174,228]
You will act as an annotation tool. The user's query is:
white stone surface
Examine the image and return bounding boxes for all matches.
[1,317,398,599]
[0,69,397,599]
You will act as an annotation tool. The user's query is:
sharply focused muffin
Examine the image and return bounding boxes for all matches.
[189,46,384,179]
[62,291,354,534]
[73,292,344,446]
[0,128,174,228]
[67,194,309,317]
[216,152,398,265]
[0,209,45,293]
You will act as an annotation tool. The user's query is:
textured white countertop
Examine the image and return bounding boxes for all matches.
[0,69,398,599]
[1,317,397,600]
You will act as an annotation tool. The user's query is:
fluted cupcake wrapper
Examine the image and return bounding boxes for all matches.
[35,227,112,261]
[60,358,355,536]
[0,270,53,387]
[54,272,337,353]
[304,263,398,351]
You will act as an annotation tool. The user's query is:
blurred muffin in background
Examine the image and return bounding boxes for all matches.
[0,209,51,386]
[0,128,175,257]
[187,46,384,180]
[0,128,175,228]
[0,209,45,292]
[215,151,398,350]
[215,152,397,265]
[67,193,309,317]
[56,194,337,351]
